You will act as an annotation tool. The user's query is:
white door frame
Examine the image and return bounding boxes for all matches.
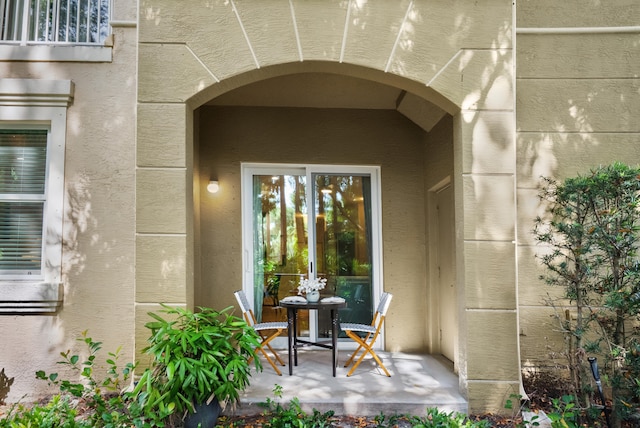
[427,176,458,370]
[241,162,384,349]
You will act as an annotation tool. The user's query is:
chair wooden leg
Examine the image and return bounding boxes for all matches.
[257,330,285,375]
[346,345,390,377]
[266,342,285,366]
[343,332,371,367]
[262,330,285,365]
[344,331,391,377]
[368,350,391,377]
[258,346,282,375]
[343,343,364,367]
[345,333,370,376]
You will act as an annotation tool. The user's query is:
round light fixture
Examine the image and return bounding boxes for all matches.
[207,180,220,193]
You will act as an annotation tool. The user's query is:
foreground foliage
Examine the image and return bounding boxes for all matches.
[3,305,639,426]
[216,384,490,428]
[534,162,640,427]
[1,331,155,427]
[1,303,262,428]
[1,331,495,427]
[1,333,631,427]
[131,305,262,425]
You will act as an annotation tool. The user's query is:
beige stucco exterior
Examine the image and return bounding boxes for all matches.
[134,0,515,411]
[516,0,640,376]
[0,0,638,416]
[0,0,138,404]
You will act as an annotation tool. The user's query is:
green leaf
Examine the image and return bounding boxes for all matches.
[166,361,175,381]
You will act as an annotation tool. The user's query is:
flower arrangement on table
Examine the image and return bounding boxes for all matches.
[297,277,327,295]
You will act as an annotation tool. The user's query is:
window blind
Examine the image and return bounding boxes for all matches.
[0,129,47,274]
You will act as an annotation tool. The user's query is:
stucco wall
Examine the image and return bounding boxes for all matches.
[0,4,137,402]
[515,1,640,373]
[198,106,429,352]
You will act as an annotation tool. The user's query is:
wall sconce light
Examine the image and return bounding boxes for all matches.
[207,180,220,193]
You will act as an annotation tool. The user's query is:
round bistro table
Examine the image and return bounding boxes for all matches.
[279,299,347,377]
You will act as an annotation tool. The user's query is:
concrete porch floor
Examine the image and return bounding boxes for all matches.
[228,349,468,418]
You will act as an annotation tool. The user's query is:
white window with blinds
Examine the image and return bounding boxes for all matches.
[0,128,48,277]
[0,78,72,313]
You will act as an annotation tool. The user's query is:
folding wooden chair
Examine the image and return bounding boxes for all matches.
[340,292,393,377]
[234,290,287,376]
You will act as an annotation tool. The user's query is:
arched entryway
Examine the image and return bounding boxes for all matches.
[134,0,518,412]
[195,70,454,357]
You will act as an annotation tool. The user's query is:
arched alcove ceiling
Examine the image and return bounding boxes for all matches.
[191,62,458,133]
[207,72,448,133]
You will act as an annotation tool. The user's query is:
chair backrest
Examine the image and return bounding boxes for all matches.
[364,292,392,342]
[376,292,393,317]
[234,290,257,326]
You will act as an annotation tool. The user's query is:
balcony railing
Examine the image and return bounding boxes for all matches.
[1,0,109,45]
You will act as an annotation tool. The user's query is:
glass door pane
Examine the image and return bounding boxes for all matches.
[312,173,374,339]
[252,173,309,337]
[243,164,381,348]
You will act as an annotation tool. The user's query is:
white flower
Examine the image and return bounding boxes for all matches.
[297,277,327,295]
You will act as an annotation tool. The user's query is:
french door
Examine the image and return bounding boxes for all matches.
[241,164,383,348]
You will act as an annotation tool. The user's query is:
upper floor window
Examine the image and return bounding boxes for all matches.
[1,0,110,45]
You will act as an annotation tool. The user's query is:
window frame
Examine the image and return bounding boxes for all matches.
[240,163,385,349]
[1,0,111,45]
[0,78,72,314]
[0,0,113,62]
[0,126,50,279]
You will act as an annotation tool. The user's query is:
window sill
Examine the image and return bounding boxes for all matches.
[0,282,63,314]
[0,44,112,62]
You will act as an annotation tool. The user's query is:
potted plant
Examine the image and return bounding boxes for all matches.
[297,277,327,302]
[131,304,262,427]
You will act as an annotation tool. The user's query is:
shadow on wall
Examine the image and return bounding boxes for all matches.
[61,173,93,285]
[0,368,15,405]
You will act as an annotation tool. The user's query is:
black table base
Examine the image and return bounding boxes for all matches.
[280,300,347,377]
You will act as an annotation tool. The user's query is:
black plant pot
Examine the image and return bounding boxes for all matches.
[183,399,222,428]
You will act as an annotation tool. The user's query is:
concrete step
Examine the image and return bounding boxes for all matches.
[227,350,467,418]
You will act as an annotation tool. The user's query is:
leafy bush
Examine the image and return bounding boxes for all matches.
[405,407,491,428]
[2,305,261,428]
[257,384,335,428]
[0,395,87,428]
[1,331,162,428]
[546,395,578,428]
[131,305,261,425]
[534,162,640,427]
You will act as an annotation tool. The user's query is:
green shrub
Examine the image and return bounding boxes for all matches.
[131,305,261,425]
[0,395,88,428]
[2,331,162,428]
[546,395,578,428]
[256,384,334,428]
[406,407,491,428]
[534,163,640,427]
